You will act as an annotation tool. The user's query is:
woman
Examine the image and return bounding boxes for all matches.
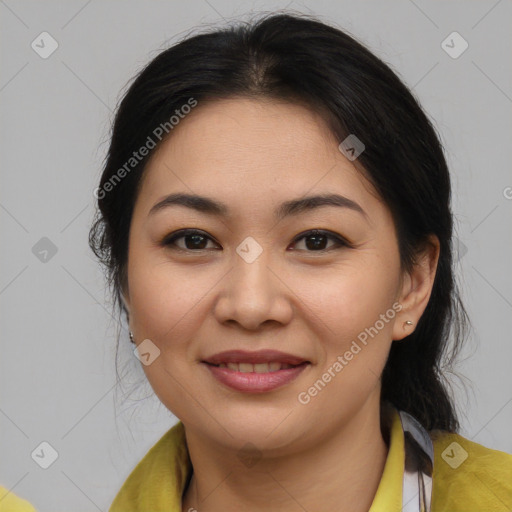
[89,13,512,512]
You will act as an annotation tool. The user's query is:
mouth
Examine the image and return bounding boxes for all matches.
[201,350,311,393]
[208,361,301,373]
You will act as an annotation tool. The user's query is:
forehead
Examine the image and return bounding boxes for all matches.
[136,97,384,223]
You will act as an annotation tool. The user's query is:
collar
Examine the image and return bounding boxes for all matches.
[109,406,406,511]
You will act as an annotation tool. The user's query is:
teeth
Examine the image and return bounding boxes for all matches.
[218,362,297,373]
[254,363,269,373]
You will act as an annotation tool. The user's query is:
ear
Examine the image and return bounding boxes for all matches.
[392,234,440,341]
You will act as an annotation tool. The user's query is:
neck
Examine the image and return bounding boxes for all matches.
[181,396,389,512]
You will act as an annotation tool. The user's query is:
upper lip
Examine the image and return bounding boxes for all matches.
[202,350,309,366]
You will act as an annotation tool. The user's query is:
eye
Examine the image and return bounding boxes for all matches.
[161,228,350,253]
[290,229,349,252]
[161,229,220,251]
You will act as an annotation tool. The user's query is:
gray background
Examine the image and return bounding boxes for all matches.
[1,0,511,510]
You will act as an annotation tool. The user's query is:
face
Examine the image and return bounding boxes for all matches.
[124,97,436,454]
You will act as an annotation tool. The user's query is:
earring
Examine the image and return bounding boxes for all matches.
[129,331,135,344]
[403,320,413,330]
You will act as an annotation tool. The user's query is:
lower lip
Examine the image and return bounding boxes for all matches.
[203,363,309,393]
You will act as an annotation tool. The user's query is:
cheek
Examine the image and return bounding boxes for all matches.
[294,267,396,418]
[126,254,211,418]
[127,253,212,340]
[290,255,400,408]
[296,258,400,344]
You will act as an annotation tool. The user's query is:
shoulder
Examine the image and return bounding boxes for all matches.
[109,421,191,512]
[0,486,36,512]
[430,429,512,511]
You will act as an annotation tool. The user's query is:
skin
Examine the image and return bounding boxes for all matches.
[123,97,440,512]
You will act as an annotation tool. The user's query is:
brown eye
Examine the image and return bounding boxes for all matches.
[162,229,220,251]
[291,229,349,252]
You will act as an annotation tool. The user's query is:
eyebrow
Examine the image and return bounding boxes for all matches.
[148,192,369,221]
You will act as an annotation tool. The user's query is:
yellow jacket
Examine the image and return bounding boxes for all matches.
[2,408,510,511]
[108,407,512,511]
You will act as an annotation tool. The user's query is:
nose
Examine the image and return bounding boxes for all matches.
[213,243,293,331]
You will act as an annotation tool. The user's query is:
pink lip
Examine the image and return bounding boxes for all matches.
[204,362,309,393]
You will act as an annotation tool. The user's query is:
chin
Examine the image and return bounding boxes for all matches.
[204,404,309,452]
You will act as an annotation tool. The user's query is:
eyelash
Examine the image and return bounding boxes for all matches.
[161,229,351,253]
